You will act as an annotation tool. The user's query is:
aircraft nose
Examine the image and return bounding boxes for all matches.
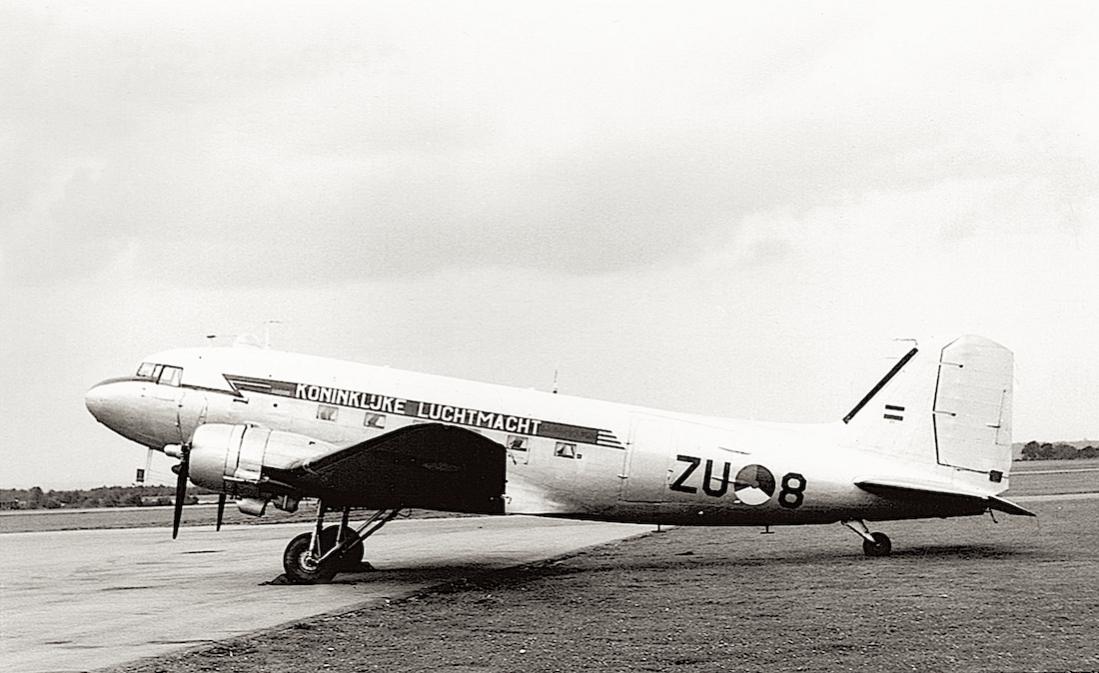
[86,378,173,448]
[85,382,112,422]
[85,379,128,430]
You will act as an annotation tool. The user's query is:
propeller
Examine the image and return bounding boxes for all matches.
[171,444,191,539]
[169,444,227,536]
[216,492,226,532]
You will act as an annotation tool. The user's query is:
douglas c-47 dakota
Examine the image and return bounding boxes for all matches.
[85,334,1033,583]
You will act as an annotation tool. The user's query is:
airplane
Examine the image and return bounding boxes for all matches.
[84,334,1034,584]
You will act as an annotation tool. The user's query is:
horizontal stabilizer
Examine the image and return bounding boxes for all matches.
[855,478,1035,517]
[986,495,1037,517]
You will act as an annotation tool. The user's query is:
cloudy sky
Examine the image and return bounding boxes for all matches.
[2,1,1096,489]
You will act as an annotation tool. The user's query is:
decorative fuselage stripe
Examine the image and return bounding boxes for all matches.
[223,374,623,448]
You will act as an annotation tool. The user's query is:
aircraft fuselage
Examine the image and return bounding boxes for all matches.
[85,345,990,527]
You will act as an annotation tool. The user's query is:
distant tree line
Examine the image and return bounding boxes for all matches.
[4,443,1094,508]
[1020,441,1099,461]
[0,485,199,510]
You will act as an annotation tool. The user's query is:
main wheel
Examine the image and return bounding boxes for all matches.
[862,531,892,557]
[322,525,364,572]
[282,532,338,584]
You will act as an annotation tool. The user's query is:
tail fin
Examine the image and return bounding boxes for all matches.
[844,335,1013,493]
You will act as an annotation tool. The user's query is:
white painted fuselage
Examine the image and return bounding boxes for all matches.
[85,341,1010,527]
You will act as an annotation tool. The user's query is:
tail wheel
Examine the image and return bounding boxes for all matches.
[862,531,892,557]
[282,532,338,584]
[322,525,364,571]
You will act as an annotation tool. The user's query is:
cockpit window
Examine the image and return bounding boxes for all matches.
[135,362,183,385]
[158,366,183,387]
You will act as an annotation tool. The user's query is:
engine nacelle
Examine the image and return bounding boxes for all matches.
[189,423,333,497]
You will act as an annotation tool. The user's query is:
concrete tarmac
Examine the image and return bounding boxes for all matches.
[0,516,647,673]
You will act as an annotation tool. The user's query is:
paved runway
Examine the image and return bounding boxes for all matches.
[0,516,648,673]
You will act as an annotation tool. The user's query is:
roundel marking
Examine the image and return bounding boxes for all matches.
[734,464,776,506]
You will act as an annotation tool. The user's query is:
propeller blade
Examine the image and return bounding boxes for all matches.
[216,492,226,532]
[172,446,190,540]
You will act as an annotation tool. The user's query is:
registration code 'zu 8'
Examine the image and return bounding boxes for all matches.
[669,455,806,508]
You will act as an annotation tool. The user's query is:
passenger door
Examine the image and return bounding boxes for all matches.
[620,415,676,502]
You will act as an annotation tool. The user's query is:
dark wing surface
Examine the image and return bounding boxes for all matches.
[267,423,506,514]
[855,478,1035,517]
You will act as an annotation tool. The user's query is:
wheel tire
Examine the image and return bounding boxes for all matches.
[282,532,338,584]
[862,531,892,557]
[322,525,364,572]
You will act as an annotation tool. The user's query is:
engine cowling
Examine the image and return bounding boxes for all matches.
[189,423,333,497]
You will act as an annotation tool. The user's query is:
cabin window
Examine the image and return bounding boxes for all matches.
[158,366,183,387]
[554,442,577,459]
[364,413,386,429]
[136,362,156,379]
[506,435,529,451]
[317,405,338,421]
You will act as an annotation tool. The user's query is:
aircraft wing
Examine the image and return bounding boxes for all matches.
[854,478,1035,517]
[264,423,507,514]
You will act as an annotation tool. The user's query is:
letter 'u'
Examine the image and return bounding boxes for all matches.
[702,459,730,497]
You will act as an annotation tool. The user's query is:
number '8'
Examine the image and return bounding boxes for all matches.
[778,472,806,509]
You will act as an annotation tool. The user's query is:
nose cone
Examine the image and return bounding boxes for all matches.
[86,378,148,442]
[85,383,109,420]
[85,381,123,429]
[86,378,180,448]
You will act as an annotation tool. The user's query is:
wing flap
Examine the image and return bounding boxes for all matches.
[855,478,1036,517]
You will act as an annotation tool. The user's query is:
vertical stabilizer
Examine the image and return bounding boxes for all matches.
[844,341,939,464]
[845,335,1014,493]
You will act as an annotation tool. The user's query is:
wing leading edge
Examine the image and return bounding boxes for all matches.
[854,478,1036,517]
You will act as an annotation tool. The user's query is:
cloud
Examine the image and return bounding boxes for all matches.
[1,1,1095,287]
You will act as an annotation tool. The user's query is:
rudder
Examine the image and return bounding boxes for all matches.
[931,335,1013,488]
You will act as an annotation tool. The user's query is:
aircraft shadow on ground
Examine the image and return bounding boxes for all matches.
[262,562,550,586]
[885,543,1043,560]
[265,542,1045,589]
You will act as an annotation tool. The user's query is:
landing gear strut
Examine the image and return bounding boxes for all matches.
[281,502,403,584]
[841,520,892,557]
